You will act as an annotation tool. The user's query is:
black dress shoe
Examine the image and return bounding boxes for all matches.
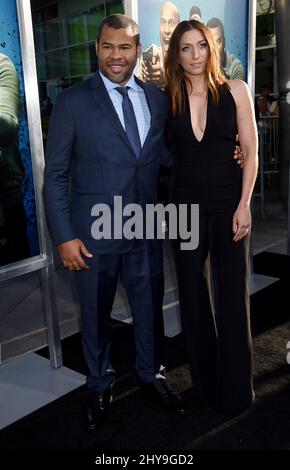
[142,379,186,415]
[87,387,113,431]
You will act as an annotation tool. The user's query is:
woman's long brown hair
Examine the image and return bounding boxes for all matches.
[165,20,228,115]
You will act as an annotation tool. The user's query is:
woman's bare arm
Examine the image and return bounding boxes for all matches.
[228,79,259,241]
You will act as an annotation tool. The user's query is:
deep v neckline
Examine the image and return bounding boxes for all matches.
[187,90,210,143]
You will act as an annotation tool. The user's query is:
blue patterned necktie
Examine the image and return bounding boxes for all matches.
[116,86,142,158]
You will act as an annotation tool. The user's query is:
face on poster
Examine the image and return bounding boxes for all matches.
[135,0,249,88]
[0,0,39,267]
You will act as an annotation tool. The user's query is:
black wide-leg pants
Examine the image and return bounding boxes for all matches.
[174,206,254,409]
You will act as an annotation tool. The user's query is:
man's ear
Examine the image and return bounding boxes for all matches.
[95,42,99,56]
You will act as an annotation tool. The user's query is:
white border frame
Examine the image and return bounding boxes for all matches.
[124,0,138,20]
[0,0,62,368]
[248,0,257,98]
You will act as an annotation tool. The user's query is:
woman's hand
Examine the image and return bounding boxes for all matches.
[232,204,251,242]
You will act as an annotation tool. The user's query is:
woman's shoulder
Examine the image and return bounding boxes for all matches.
[227,79,250,93]
[226,80,251,105]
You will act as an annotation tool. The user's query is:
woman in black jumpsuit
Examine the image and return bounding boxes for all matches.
[165,20,258,411]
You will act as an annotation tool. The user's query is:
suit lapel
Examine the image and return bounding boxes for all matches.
[135,77,158,162]
[90,73,159,163]
[90,73,136,161]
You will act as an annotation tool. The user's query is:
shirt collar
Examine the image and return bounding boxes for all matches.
[99,70,139,93]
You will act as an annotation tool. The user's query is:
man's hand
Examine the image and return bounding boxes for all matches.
[141,46,163,85]
[58,239,93,271]
[234,145,244,168]
[142,61,163,85]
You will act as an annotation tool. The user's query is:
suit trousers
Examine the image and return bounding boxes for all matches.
[174,206,254,409]
[75,239,164,392]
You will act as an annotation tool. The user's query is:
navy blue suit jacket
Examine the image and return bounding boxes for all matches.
[43,72,172,253]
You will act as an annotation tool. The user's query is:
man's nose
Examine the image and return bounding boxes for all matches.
[164,24,172,35]
[111,47,122,58]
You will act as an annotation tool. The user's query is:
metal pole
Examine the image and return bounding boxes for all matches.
[275,0,290,255]
[248,0,257,275]
[288,160,290,255]
[260,131,265,218]
[16,0,62,368]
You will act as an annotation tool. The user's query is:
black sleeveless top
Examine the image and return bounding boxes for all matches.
[168,86,242,209]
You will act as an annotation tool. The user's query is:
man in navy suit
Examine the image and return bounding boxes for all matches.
[43,14,184,430]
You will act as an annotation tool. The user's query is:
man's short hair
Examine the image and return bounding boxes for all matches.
[206,17,225,36]
[97,14,140,46]
[189,6,202,19]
